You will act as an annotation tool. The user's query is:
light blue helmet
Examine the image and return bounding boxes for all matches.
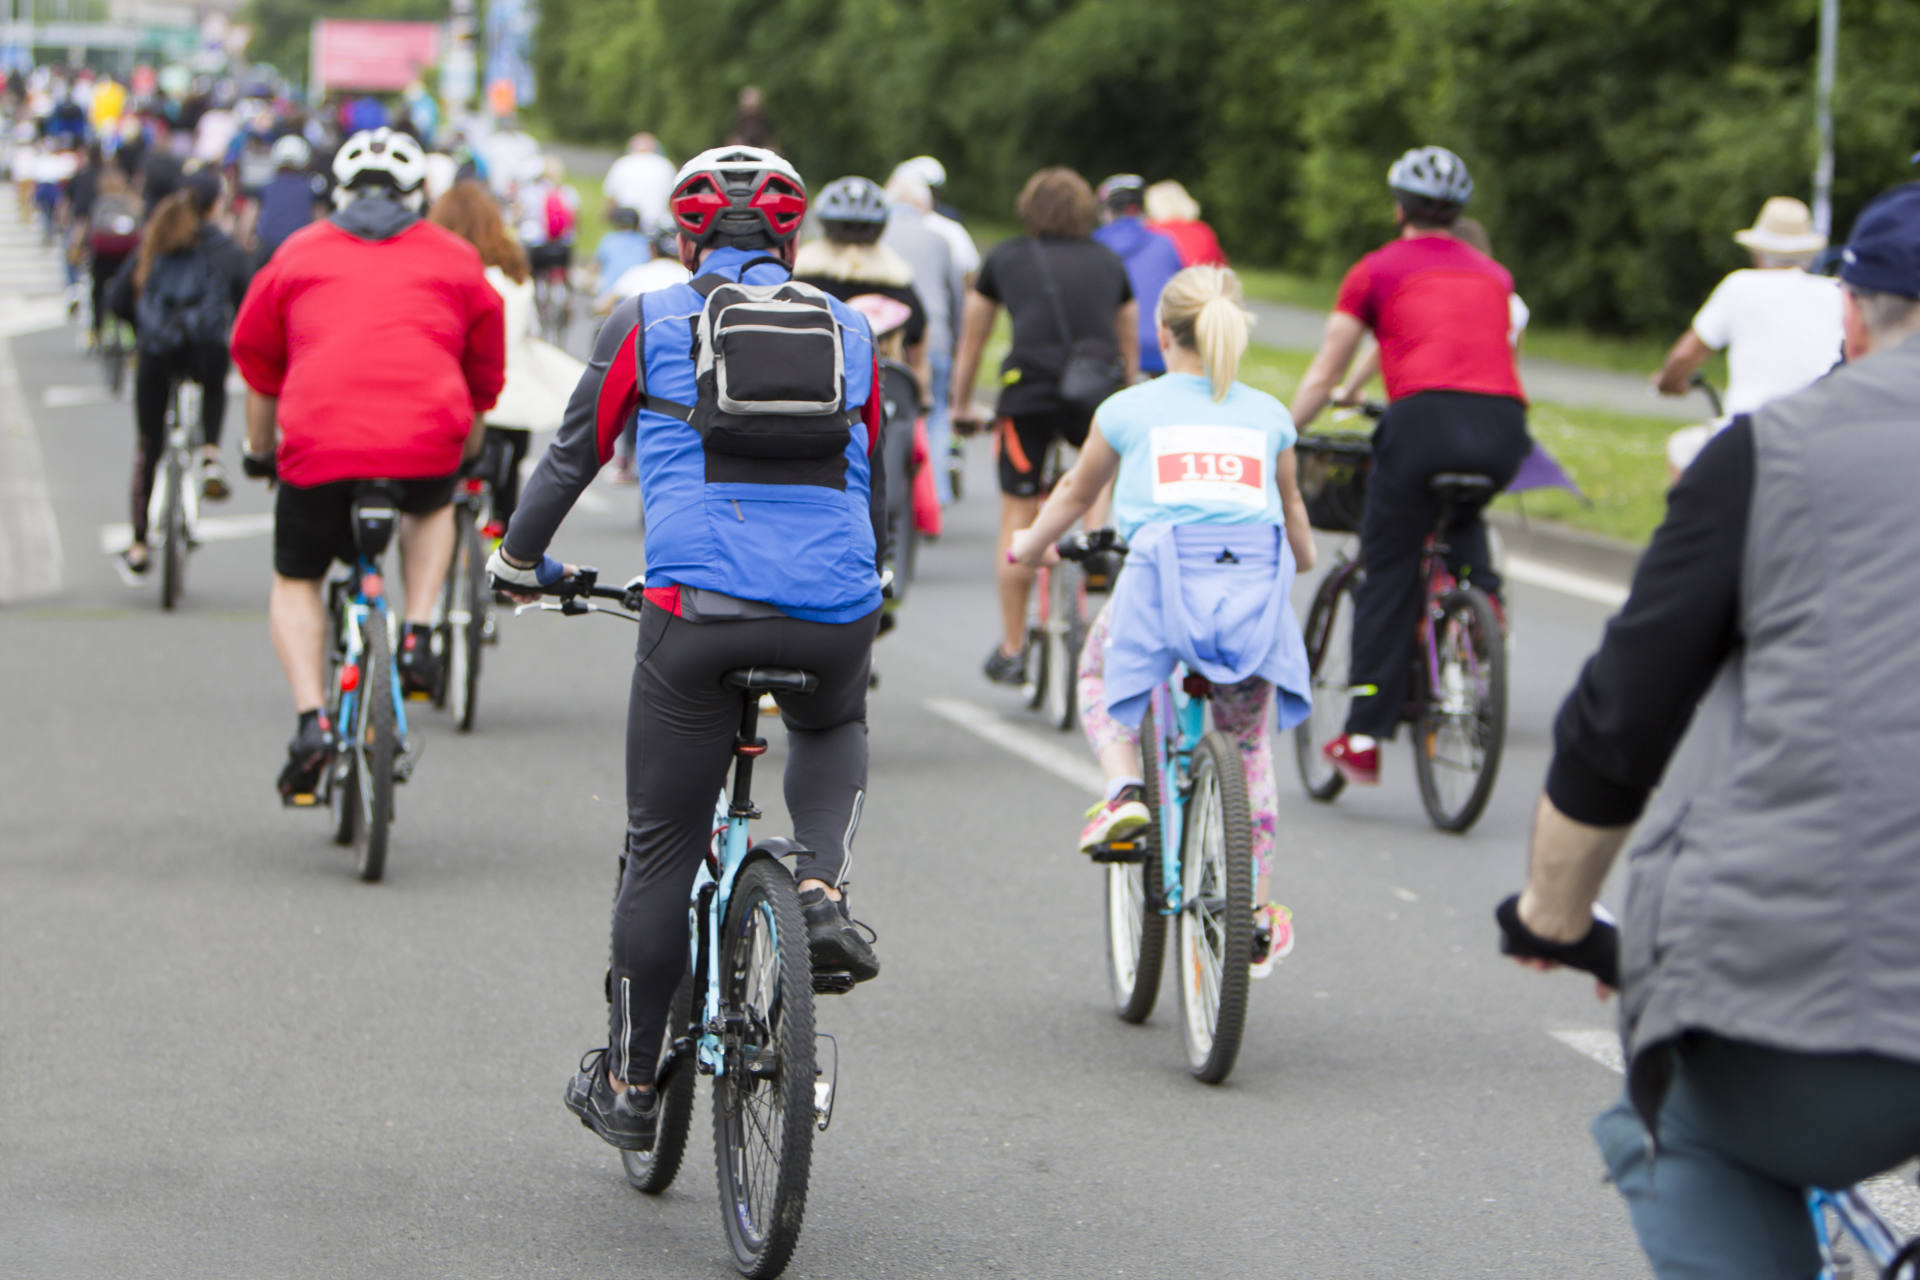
[1387,146,1473,207]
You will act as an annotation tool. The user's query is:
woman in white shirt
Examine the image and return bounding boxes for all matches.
[427,179,585,526]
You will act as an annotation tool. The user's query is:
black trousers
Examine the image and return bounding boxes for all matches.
[129,341,230,543]
[1344,391,1530,738]
[607,601,879,1086]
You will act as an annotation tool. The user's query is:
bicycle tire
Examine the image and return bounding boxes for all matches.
[103,330,126,396]
[621,975,697,1195]
[1106,701,1168,1023]
[324,582,358,846]
[159,446,186,611]
[453,517,487,733]
[1412,587,1506,834]
[1178,731,1255,1084]
[1043,559,1085,733]
[1293,566,1358,801]
[1019,621,1048,712]
[711,856,815,1278]
[355,617,396,881]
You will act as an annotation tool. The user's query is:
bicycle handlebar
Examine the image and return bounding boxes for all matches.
[492,564,647,617]
[1688,372,1725,419]
[1495,894,1621,989]
[1056,528,1129,561]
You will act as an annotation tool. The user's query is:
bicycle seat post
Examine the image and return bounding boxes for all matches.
[730,692,767,821]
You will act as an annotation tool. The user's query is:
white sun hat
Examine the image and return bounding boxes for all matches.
[1733,196,1827,255]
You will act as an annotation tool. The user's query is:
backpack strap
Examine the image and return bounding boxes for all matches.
[634,290,697,421]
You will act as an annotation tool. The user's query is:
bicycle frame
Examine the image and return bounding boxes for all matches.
[332,555,412,761]
[1811,1185,1917,1279]
[1145,675,1209,915]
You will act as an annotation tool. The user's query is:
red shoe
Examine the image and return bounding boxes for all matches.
[1323,734,1379,785]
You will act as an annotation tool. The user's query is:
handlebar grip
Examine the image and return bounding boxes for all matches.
[1495,894,1621,989]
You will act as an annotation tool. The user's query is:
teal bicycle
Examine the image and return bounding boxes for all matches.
[516,568,838,1280]
[1066,532,1260,1084]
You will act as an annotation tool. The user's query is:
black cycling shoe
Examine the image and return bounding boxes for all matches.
[396,628,442,701]
[564,1047,659,1151]
[981,645,1025,687]
[800,888,880,985]
[277,715,334,803]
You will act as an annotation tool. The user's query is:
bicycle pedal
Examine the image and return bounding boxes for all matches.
[811,970,856,995]
[1085,838,1146,864]
[282,791,321,809]
[394,739,422,783]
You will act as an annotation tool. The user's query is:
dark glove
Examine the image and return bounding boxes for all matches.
[241,451,277,482]
[1495,894,1620,989]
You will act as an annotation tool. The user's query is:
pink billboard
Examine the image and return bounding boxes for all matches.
[311,19,443,93]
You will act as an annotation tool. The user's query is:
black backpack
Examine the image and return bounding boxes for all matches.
[136,241,231,358]
[642,256,862,468]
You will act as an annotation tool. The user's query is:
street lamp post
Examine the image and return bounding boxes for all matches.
[1812,0,1838,240]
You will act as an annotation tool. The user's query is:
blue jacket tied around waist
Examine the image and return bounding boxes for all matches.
[1102,522,1312,730]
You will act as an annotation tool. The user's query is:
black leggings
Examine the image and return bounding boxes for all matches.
[608,601,879,1086]
[130,342,229,543]
[89,249,129,336]
[1344,391,1530,738]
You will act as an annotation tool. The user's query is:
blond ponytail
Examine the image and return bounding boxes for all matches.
[1156,265,1252,401]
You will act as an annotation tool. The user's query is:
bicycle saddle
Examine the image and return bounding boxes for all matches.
[724,667,820,695]
[349,482,401,558]
[1428,473,1498,505]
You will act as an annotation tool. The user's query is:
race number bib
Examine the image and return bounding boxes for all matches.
[1149,424,1267,511]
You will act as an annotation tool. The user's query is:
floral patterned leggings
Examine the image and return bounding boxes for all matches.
[1077,603,1278,879]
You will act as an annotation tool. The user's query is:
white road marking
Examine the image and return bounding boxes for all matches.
[0,299,65,600]
[1506,555,1629,609]
[1549,1028,1920,1232]
[43,383,113,409]
[97,512,275,554]
[0,295,69,338]
[925,697,1105,792]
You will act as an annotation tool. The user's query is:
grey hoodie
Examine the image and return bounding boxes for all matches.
[329,193,419,242]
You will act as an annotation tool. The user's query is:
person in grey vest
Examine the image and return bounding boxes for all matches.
[1503,181,1920,1279]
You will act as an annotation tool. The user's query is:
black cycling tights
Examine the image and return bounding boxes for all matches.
[1345,390,1530,739]
[130,342,229,544]
[606,601,879,1087]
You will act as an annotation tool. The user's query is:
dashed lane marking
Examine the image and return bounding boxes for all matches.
[97,513,275,554]
[43,383,114,409]
[1550,1028,1920,1233]
[925,697,1104,792]
[1505,555,1629,610]
[0,300,64,601]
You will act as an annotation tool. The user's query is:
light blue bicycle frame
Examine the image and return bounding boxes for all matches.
[1811,1185,1914,1279]
[687,786,764,1080]
[333,557,412,759]
[1146,676,1209,916]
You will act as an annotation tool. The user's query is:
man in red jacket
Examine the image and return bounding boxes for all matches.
[232,128,506,800]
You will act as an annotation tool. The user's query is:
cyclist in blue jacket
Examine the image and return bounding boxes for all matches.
[490,145,885,1153]
[1094,174,1186,377]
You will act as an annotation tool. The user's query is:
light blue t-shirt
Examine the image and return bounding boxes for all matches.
[1097,373,1298,538]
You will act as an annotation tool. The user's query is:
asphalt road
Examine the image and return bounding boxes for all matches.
[1,204,1656,1278]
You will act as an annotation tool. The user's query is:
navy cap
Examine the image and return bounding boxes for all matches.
[1840,182,1920,299]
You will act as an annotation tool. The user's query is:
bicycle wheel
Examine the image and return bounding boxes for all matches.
[1106,701,1168,1023]
[102,328,126,396]
[158,446,186,611]
[1412,587,1506,834]
[1178,731,1254,1083]
[1019,618,1048,712]
[1293,565,1358,801]
[354,617,397,881]
[1043,559,1086,733]
[622,974,697,1195]
[711,857,815,1278]
[450,517,487,733]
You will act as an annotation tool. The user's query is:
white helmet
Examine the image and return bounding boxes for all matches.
[269,134,312,171]
[898,154,946,191]
[332,128,427,198]
[1387,146,1473,208]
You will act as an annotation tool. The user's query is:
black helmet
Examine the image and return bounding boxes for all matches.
[815,175,889,245]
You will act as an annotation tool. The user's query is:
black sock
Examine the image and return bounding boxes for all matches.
[404,623,432,650]
[297,708,320,735]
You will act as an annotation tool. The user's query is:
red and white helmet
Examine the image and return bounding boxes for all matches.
[669,145,807,248]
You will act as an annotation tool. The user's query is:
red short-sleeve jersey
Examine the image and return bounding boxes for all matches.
[1334,234,1525,403]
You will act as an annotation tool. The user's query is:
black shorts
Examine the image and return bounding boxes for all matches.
[273,476,457,580]
[995,409,1091,497]
[528,241,573,275]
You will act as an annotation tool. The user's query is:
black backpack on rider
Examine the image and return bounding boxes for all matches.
[640,256,863,472]
[136,239,231,359]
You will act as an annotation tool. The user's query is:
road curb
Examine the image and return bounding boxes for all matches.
[1490,510,1641,588]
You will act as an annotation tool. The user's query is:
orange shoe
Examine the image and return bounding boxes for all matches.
[1322,734,1379,785]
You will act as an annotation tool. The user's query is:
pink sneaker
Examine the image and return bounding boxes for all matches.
[1080,785,1149,853]
[1251,903,1295,979]
[1322,734,1380,785]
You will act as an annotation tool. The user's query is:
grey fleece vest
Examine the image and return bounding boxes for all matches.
[1620,331,1920,1127]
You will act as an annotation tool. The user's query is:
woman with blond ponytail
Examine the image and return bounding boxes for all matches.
[1009,265,1316,978]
